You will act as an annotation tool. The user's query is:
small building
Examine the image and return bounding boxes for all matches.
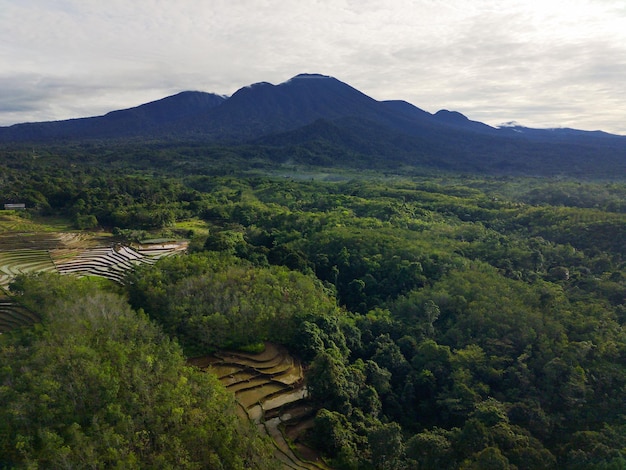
[3,203,26,210]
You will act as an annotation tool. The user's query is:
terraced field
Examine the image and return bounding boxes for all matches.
[0,230,188,332]
[0,249,56,288]
[54,241,188,284]
[190,344,330,470]
[0,296,40,332]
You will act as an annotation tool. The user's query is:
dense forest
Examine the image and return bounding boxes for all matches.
[1,147,626,469]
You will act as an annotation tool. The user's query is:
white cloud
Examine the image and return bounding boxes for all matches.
[0,0,625,134]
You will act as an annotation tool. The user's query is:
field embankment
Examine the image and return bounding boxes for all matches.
[190,343,330,470]
[0,226,187,332]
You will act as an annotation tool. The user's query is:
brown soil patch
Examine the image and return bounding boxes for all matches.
[192,343,331,469]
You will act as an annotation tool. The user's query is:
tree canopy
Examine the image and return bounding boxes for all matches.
[1,156,626,469]
[0,274,273,469]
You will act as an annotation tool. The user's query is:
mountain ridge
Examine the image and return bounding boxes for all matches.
[5,73,622,140]
[1,73,625,177]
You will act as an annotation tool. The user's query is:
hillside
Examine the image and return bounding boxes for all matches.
[1,162,626,468]
[1,73,625,178]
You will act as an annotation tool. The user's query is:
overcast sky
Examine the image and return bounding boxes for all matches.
[1,0,625,134]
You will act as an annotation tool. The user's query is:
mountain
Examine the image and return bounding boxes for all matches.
[1,73,625,177]
[497,122,625,144]
[0,91,226,141]
[433,109,498,134]
[170,73,455,141]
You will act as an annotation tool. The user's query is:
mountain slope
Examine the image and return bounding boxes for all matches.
[0,73,625,177]
[170,73,444,141]
[0,91,226,141]
[0,73,488,143]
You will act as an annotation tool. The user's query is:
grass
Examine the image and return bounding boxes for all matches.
[29,214,75,231]
[238,342,266,354]
[0,213,191,333]
[0,227,187,290]
[0,249,56,288]
[77,275,121,291]
[0,212,89,234]
[0,212,54,233]
[201,344,329,469]
[173,218,210,237]
[0,295,41,333]
[140,238,178,244]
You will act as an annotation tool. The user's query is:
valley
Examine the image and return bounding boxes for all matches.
[1,88,625,467]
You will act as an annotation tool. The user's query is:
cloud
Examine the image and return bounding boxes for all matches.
[1,0,625,133]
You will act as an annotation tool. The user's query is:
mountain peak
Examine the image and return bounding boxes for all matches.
[433,109,496,134]
[499,121,524,128]
[281,73,334,85]
[435,109,470,122]
[291,73,332,80]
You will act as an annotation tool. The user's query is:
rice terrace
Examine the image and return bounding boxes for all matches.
[1,66,626,468]
[191,343,330,469]
[0,209,330,469]
[0,210,187,332]
[3,0,626,463]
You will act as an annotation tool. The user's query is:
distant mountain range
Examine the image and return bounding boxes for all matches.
[1,73,625,177]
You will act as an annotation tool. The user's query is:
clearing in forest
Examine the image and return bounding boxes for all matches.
[190,343,331,470]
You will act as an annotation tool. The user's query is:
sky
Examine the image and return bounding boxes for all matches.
[1,0,625,134]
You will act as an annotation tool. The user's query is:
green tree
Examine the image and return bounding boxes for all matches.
[368,422,405,470]
[405,428,455,470]
[312,409,359,469]
[307,348,352,412]
[0,275,274,469]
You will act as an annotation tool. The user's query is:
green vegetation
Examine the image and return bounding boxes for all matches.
[0,275,273,469]
[123,174,626,469]
[1,150,626,469]
[126,253,343,356]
